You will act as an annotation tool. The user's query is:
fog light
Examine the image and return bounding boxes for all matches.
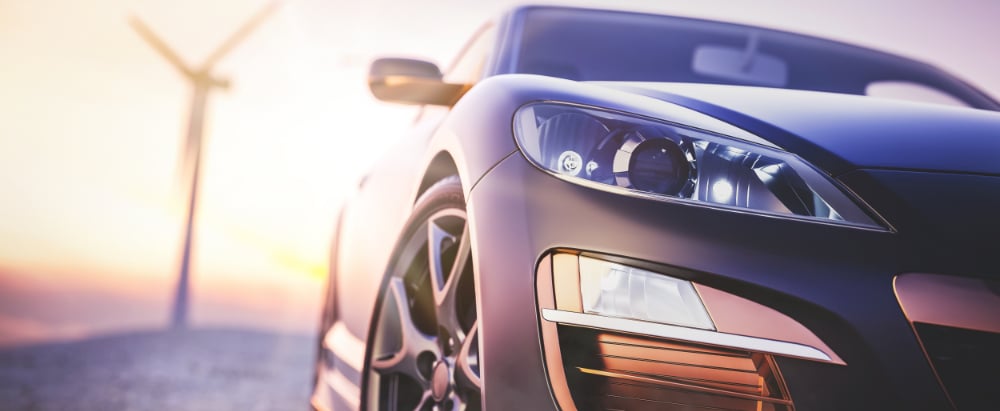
[579,256,715,330]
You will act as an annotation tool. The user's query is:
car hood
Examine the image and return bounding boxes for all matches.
[595,82,1000,177]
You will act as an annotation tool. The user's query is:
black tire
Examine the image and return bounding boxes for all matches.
[362,176,482,411]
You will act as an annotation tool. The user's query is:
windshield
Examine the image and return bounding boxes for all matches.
[512,7,998,110]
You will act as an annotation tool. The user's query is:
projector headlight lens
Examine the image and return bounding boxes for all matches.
[514,103,882,229]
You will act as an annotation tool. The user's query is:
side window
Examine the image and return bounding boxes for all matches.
[443,25,496,85]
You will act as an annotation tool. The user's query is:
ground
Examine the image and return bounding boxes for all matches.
[0,328,314,411]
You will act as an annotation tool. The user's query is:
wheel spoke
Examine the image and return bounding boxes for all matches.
[455,320,482,392]
[444,223,471,303]
[396,221,430,276]
[427,218,457,297]
[412,391,432,411]
[371,278,439,386]
[429,221,471,346]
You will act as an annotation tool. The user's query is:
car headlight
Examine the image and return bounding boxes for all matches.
[579,255,715,330]
[514,102,883,229]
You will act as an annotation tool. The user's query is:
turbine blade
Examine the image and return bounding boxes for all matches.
[129,15,195,79]
[201,1,281,69]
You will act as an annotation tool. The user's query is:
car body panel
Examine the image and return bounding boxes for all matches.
[838,169,1000,278]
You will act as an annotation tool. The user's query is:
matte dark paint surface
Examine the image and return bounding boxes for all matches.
[838,170,1000,278]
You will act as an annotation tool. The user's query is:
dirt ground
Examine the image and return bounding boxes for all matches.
[0,328,314,411]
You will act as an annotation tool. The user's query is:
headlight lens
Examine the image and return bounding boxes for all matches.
[579,256,715,330]
[514,102,881,228]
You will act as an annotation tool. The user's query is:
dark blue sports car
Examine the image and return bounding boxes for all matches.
[312,6,1000,411]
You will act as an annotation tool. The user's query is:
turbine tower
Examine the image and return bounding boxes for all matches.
[129,2,279,329]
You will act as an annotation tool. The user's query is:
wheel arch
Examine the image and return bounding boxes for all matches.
[415,151,460,205]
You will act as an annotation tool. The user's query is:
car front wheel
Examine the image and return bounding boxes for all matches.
[364,176,482,411]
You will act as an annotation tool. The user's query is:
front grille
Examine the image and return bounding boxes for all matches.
[914,322,1000,410]
[558,326,794,411]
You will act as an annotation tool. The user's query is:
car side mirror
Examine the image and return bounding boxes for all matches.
[368,58,469,106]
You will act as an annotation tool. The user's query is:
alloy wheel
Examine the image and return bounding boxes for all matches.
[366,202,482,411]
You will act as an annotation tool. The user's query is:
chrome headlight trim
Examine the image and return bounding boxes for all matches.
[541,309,834,363]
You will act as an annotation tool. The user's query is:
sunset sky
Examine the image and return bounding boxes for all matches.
[1,0,998,346]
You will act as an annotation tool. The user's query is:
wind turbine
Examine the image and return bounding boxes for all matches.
[129,1,280,329]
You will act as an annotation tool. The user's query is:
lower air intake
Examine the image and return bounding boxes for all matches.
[914,322,1000,410]
[559,326,794,411]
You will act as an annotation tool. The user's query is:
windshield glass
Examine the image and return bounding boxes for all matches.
[513,7,997,110]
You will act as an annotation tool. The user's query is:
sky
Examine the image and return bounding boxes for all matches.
[1,0,998,346]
